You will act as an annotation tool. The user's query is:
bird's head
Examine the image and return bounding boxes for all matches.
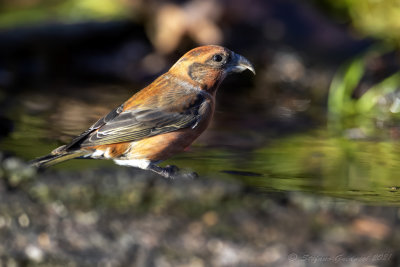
[168,45,255,93]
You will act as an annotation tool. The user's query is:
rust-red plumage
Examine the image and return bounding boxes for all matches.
[31,45,255,178]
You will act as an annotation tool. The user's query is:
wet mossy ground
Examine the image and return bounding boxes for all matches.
[0,153,399,267]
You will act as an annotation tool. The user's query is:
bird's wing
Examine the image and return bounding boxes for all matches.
[66,92,210,149]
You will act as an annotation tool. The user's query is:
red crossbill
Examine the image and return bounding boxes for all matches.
[31,45,255,178]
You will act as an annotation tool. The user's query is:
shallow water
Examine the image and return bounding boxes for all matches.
[173,131,400,205]
[2,85,400,206]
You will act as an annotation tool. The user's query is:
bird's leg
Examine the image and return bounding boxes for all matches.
[147,164,179,179]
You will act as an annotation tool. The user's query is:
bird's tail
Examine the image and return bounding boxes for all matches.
[30,146,87,168]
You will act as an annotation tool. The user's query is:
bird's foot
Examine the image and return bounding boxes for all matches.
[148,164,197,180]
[179,171,198,180]
[165,165,198,180]
[164,165,180,175]
[160,165,179,179]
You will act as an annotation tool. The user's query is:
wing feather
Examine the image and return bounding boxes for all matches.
[65,104,124,150]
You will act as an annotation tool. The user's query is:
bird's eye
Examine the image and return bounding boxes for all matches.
[212,54,224,62]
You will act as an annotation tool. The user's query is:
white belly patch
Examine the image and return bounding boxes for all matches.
[90,149,104,158]
[87,145,150,170]
[113,159,150,170]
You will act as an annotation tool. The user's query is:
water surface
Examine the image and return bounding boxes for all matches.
[2,88,399,206]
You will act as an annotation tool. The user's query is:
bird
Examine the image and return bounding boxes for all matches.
[30,45,255,178]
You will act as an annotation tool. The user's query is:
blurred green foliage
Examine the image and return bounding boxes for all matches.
[0,0,131,28]
[320,0,400,45]
[322,0,400,133]
[328,45,400,132]
[342,0,400,44]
